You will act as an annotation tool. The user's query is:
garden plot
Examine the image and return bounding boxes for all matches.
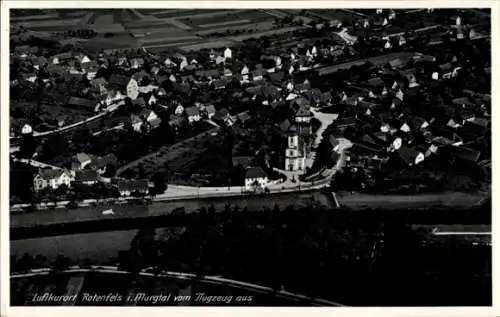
[119,127,219,181]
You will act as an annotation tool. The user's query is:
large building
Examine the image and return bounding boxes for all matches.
[285,125,307,172]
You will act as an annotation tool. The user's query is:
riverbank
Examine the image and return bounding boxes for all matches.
[11,188,488,231]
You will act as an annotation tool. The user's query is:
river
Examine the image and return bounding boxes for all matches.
[11,191,332,263]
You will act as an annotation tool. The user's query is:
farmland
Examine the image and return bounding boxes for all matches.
[11,9,303,51]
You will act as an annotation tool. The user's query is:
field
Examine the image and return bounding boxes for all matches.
[307,9,363,24]
[12,9,299,51]
[178,10,272,29]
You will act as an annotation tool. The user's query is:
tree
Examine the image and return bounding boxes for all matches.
[53,254,71,271]
[152,172,168,195]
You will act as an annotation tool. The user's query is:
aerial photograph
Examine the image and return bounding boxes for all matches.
[8,8,491,307]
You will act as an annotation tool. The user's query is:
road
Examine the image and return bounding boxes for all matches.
[10,100,123,142]
[11,267,344,306]
[11,191,332,230]
[11,157,61,170]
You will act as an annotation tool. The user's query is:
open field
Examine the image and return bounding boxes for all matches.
[178,40,237,51]
[153,9,232,19]
[307,9,362,24]
[227,26,306,41]
[138,35,202,46]
[11,18,82,29]
[178,10,272,28]
[80,35,138,51]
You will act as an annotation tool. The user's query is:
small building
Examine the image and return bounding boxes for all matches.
[398,147,425,166]
[116,179,149,196]
[71,152,95,171]
[245,167,269,192]
[33,169,72,192]
[236,111,251,125]
[295,107,313,124]
[88,154,118,175]
[108,75,139,100]
[21,123,33,135]
[213,108,234,126]
[205,104,216,119]
[74,170,100,186]
[185,106,201,123]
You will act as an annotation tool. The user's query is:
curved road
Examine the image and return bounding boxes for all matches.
[11,267,344,306]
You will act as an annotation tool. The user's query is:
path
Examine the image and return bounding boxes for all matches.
[310,108,338,148]
[11,157,61,170]
[10,100,123,140]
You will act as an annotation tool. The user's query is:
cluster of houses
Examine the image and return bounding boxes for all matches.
[329,53,490,184]
[33,152,149,197]
[13,11,490,200]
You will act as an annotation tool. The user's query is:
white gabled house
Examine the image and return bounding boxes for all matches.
[33,169,72,192]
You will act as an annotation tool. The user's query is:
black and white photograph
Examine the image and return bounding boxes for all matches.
[3,2,495,313]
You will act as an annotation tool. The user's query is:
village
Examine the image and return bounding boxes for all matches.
[9,9,491,209]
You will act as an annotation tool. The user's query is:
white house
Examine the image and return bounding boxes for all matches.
[400,123,411,133]
[33,169,72,192]
[21,124,32,135]
[392,137,402,150]
[80,55,91,64]
[244,167,269,191]
[148,94,157,105]
[185,106,201,123]
[180,59,188,71]
[395,89,404,101]
[275,56,282,68]
[311,46,318,57]
[399,36,406,46]
[165,58,177,67]
[224,47,232,59]
[126,78,139,100]
[388,10,396,20]
[175,104,185,115]
[215,55,225,65]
